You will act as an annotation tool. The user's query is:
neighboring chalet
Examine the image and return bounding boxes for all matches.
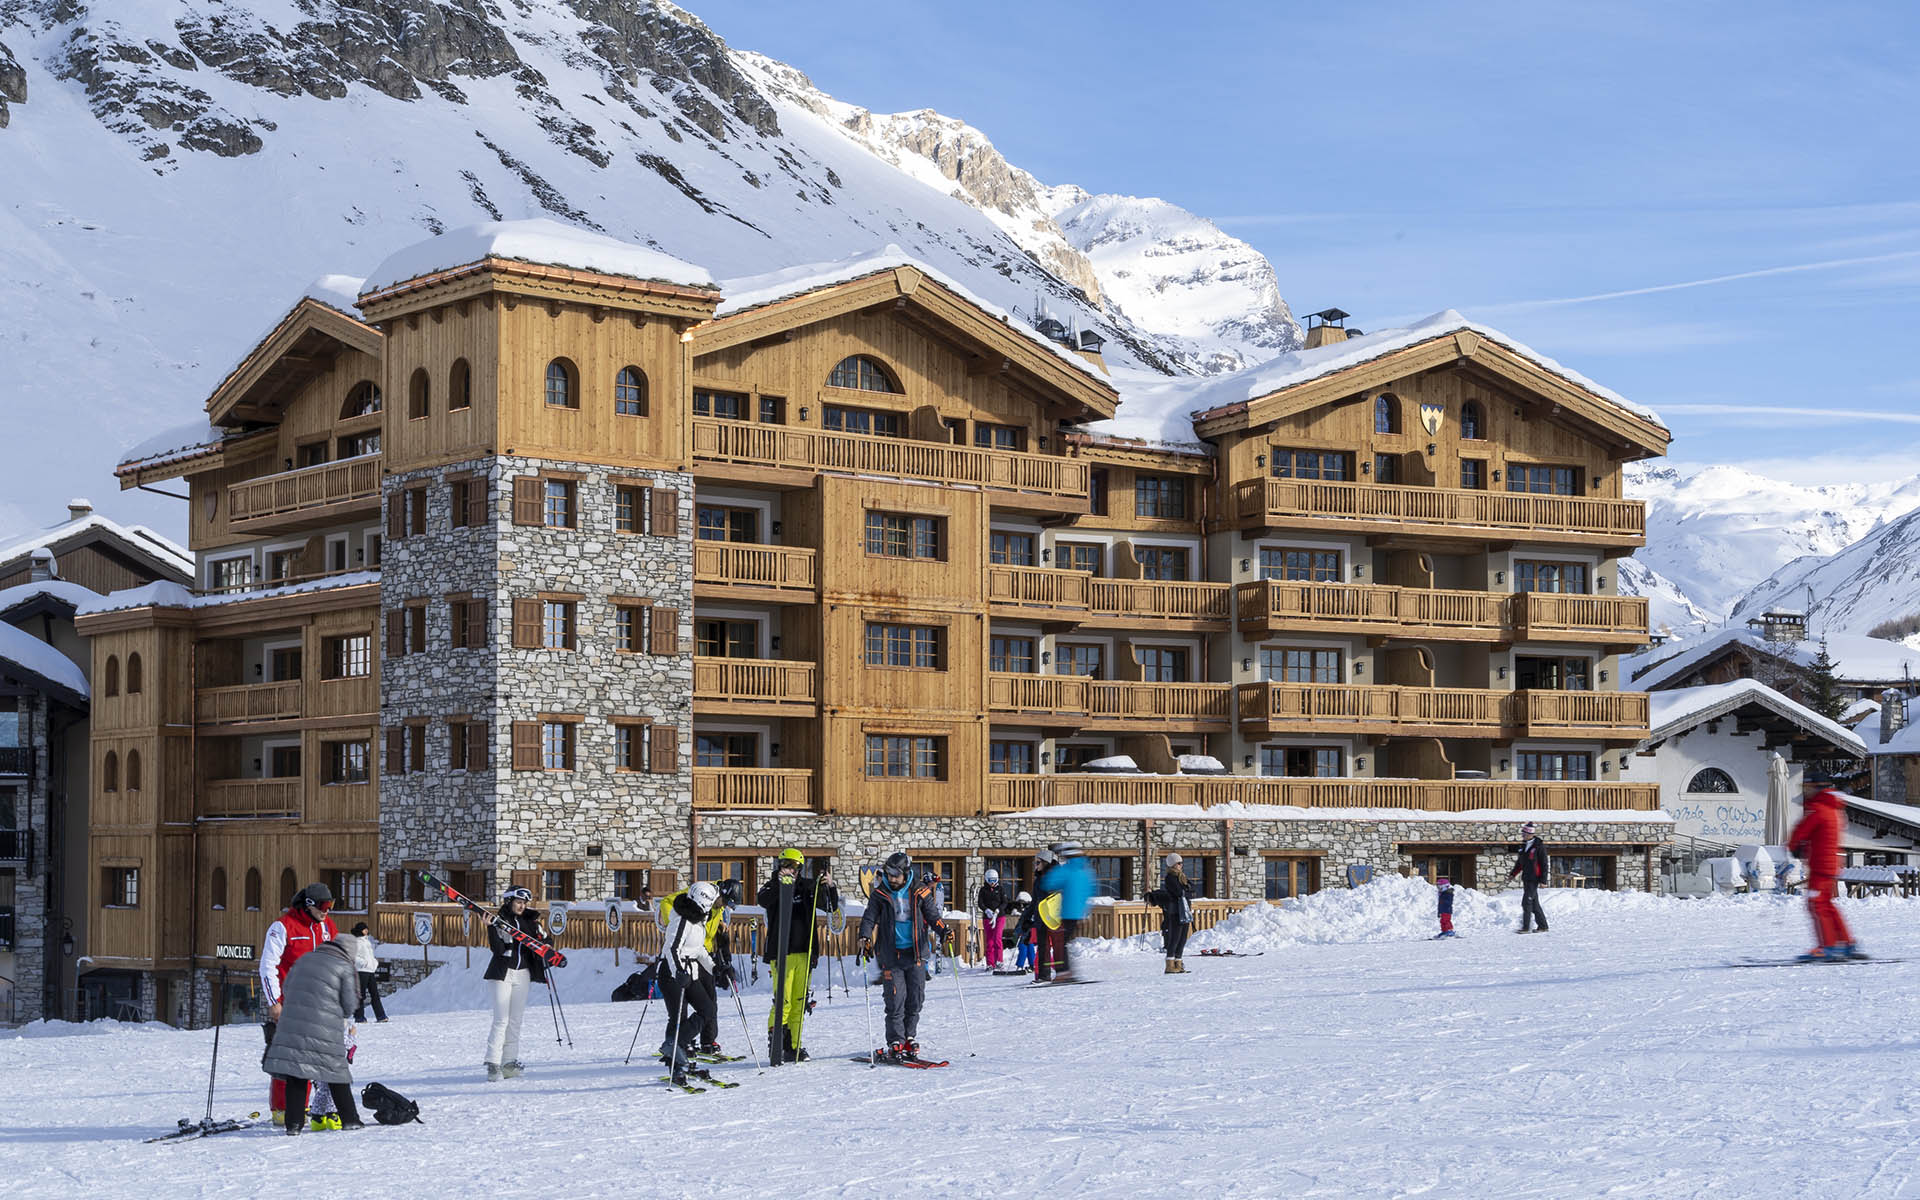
[84,221,1678,1020]
[1628,620,1920,709]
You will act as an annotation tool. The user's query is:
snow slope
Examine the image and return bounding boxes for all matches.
[5,885,1919,1197]
[1730,504,1920,642]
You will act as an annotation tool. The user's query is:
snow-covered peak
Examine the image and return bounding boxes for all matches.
[362,219,715,297]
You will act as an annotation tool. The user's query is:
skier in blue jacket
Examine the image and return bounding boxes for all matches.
[1040,842,1097,981]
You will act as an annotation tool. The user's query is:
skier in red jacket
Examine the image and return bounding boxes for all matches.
[258,882,340,1123]
[1786,773,1860,962]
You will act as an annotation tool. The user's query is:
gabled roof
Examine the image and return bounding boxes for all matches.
[0,623,88,707]
[1629,626,1920,690]
[0,511,192,583]
[1643,680,1866,757]
[0,579,101,621]
[204,290,383,427]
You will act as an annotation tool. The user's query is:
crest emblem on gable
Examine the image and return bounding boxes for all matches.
[1419,402,1444,437]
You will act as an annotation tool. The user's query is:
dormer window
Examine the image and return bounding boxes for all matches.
[828,355,900,393]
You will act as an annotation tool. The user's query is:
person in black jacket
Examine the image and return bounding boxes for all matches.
[858,852,947,1061]
[1509,823,1551,933]
[1158,853,1194,973]
[482,887,553,1080]
[975,870,1012,970]
[756,849,839,1063]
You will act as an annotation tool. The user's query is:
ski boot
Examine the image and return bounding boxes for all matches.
[1794,946,1832,964]
[486,1062,502,1082]
[284,1119,304,1138]
[309,1113,328,1132]
[271,1109,285,1128]
[339,1116,366,1130]
[503,1060,525,1079]
[1829,942,1863,961]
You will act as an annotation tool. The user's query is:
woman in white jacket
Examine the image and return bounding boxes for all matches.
[348,921,388,1023]
[658,882,718,1087]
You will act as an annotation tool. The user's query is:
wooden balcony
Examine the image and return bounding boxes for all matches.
[692,657,817,714]
[1523,690,1649,739]
[195,681,302,726]
[692,419,1089,513]
[1239,681,1514,738]
[693,541,816,601]
[986,674,1231,731]
[228,454,382,532]
[1232,478,1646,547]
[1088,579,1231,630]
[1236,580,1508,641]
[1514,593,1650,646]
[986,565,1090,621]
[691,767,814,811]
[201,779,301,819]
[984,774,1660,814]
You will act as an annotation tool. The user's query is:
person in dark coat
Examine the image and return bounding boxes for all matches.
[1435,876,1458,938]
[858,852,947,1061]
[756,849,839,1064]
[1158,853,1194,973]
[1010,891,1037,972]
[1509,823,1550,933]
[260,935,363,1135]
[975,870,1012,970]
[482,886,552,1080]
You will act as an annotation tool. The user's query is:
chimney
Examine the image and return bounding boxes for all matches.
[1074,329,1109,375]
[1882,688,1907,744]
[67,497,93,522]
[1304,307,1351,349]
[28,548,55,582]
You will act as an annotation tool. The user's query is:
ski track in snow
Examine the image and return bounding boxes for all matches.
[3,883,1919,1198]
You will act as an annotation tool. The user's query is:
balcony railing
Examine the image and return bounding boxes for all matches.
[195,681,302,725]
[0,747,29,776]
[1237,682,1650,738]
[1515,593,1650,643]
[1089,579,1231,625]
[1236,580,1509,638]
[691,767,813,810]
[195,566,370,599]
[985,674,1230,726]
[984,774,1662,814]
[202,779,301,819]
[986,565,1090,615]
[693,542,816,595]
[1233,478,1646,543]
[228,454,382,526]
[692,419,1089,505]
[1524,689,1650,735]
[691,658,817,709]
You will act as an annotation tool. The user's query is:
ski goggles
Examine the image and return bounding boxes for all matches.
[503,887,534,902]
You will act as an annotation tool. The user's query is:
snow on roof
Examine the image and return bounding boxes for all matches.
[0,511,191,578]
[713,246,1112,388]
[1010,802,1671,824]
[0,579,102,615]
[1860,706,1920,757]
[1644,680,1867,756]
[304,274,367,315]
[116,418,226,475]
[1835,791,1920,829]
[0,623,88,699]
[362,219,714,296]
[76,572,378,618]
[1629,626,1920,689]
[1840,697,1882,726]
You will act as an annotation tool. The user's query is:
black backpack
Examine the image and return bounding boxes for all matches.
[611,962,659,1002]
[360,1081,422,1125]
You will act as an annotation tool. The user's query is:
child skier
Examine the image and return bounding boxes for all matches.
[1010,892,1036,972]
[858,852,947,1062]
[1434,876,1457,938]
[1787,772,1862,961]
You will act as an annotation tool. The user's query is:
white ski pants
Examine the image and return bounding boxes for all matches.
[486,969,531,1065]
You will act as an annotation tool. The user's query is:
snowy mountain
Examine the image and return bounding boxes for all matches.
[1729,505,1920,642]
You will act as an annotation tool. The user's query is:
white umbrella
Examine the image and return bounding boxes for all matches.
[1765,752,1791,845]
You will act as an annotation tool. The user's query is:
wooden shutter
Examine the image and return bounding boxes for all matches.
[649,724,679,774]
[509,869,540,896]
[465,599,489,649]
[387,497,404,541]
[467,721,490,771]
[649,869,678,895]
[512,476,543,526]
[511,599,542,649]
[383,870,405,903]
[648,606,678,656]
[650,487,679,537]
[448,721,467,771]
[466,479,488,528]
[511,721,540,770]
[448,601,467,650]
[385,727,405,776]
[385,610,404,658]
[409,606,426,654]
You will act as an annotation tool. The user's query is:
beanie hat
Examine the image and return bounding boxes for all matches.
[1520,822,1536,836]
[1436,876,1450,888]
[301,882,334,906]
[1165,852,1183,868]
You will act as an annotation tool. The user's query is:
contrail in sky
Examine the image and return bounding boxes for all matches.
[1659,403,1920,425]
[1475,249,1920,313]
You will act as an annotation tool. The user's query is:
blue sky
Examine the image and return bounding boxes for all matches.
[697,0,1920,482]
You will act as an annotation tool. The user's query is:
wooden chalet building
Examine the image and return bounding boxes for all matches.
[83,223,1675,1020]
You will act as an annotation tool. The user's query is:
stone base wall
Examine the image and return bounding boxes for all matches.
[9,696,52,1021]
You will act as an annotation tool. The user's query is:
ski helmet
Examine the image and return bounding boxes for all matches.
[503,886,533,902]
[985,869,1000,884]
[688,881,720,912]
[883,851,913,880]
[1054,841,1084,859]
[1016,891,1032,904]
[779,847,804,865]
[1034,849,1055,867]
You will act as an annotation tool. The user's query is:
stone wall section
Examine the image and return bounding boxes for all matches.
[4,694,51,1022]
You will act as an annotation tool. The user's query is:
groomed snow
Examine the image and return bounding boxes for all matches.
[5,883,1916,1195]
[361,219,714,296]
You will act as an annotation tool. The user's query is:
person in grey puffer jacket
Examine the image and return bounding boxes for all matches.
[261,934,364,1134]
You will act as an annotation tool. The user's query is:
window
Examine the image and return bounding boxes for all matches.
[1549,855,1614,888]
[1259,547,1341,581]
[1515,561,1590,595]
[408,367,430,419]
[828,355,900,393]
[104,866,139,908]
[280,868,298,908]
[451,477,487,528]
[299,442,328,468]
[697,619,758,659]
[865,512,942,559]
[268,745,301,778]
[210,867,228,911]
[1461,400,1484,440]
[125,749,142,791]
[695,732,757,768]
[1055,644,1103,678]
[1089,469,1109,515]
[102,655,120,698]
[1514,655,1590,691]
[989,636,1035,674]
[1270,449,1352,481]
[615,605,647,653]
[1374,394,1400,434]
[915,858,964,908]
[339,431,380,459]
[449,598,488,650]
[1264,856,1318,900]
[101,750,118,792]
[1515,751,1592,781]
[326,741,370,784]
[1136,546,1189,581]
[1056,744,1105,770]
[1261,647,1341,684]
[542,722,576,770]
[1058,542,1103,575]
[1506,464,1580,495]
[759,395,786,424]
[341,381,382,418]
[1134,475,1189,519]
[1261,746,1343,777]
[989,531,1035,566]
[543,869,576,902]
[989,740,1035,774]
[326,869,369,912]
[974,423,1025,451]
[540,601,577,651]
[1409,854,1467,886]
[266,549,298,581]
[693,388,748,420]
[324,634,371,678]
[825,404,903,436]
[125,653,143,693]
[613,484,644,534]
[543,479,577,529]
[698,505,759,543]
[1686,768,1738,794]
[544,359,578,409]
[245,867,262,911]
[1137,646,1189,683]
[865,735,944,779]
[615,367,648,416]
[209,556,253,592]
[1460,459,1487,490]
[1373,455,1400,484]
[866,623,943,669]
[449,358,472,410]
[612,869,649,901]
[696,858,749,895]
[1086,856,1131,900]
[406,724,427,773]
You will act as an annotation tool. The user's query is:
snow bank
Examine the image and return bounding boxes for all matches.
[361,219,714,295]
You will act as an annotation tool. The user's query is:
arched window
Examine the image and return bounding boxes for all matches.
[544,359,579,409]
[279,867,299,909]
[408,367,431,419]
[1374,393,1401,435]
[449,358,472,411]
[103,655,120,697]
[211,867,228,911]
[1461,400,1485,440]
[341,381,382,419]
[126,749,142,791]
[102,750,119,792]
[828,355,900,393]
[1685,768,1738,794]
[126,652,143,694]
[245,867,263,911]
[615,366,648,416]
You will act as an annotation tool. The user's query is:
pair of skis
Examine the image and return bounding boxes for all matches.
[659,1066,742,1094]
[420,871,566,969]
[850,1052,950,1069]
[144,1113,264,1143]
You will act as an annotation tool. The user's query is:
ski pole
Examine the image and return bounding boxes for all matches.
[726,975,762,1071]
[857,948,877,1068]
[945,933,977,1058]
[544,976,564,1045]
[204,968,226,1128]
[547,976,573,1047]
[623,991,653,1065]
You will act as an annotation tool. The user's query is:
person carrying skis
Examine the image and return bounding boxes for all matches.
[1435,876,1458,938]
[756,849,838,1063]
[482,886,553,1081]
[1042,842,1097,981]
[1787,771,1861,961]
[258,881,338,1126]
[1157,853,1194,973]
[261,932,364,1135]
[976,869,1011,970]
[858,852,947,1062]
[1508,823,1550,934]
[658,881,720,1087]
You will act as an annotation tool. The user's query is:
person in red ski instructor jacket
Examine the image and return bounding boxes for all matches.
[1786,772,1861,962]
[258,882,340,1124]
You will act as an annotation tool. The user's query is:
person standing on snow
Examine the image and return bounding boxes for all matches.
[348,921,388,1023]
[1009,891,1037,973]
[658,881,720,1087]
[258,881,339,1126]
[858,852,947,1062]
[482,886,552,1081]
[656,879,736,1064]
[1157,853,1194,973]
[1042,842,1097,981]
[1435,876,1458,939]
[757,849,838,1064]
[261,933,364,1135]
[975,869,1011,970]
[1787,772,1862,961]
[1508,823,1550,934]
